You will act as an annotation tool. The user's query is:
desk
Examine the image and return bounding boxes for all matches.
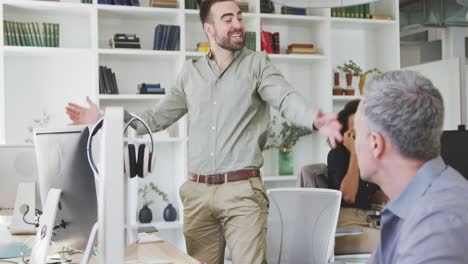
[0,214,199,264]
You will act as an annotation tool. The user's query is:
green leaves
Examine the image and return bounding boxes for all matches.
[264,116,312,150]
[138,182,169,206]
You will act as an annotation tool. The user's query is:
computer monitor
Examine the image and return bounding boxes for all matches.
[0,145,38,209]
[33,125,98,251]
[441,128,468,180]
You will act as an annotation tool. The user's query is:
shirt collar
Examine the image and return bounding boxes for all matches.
[384,156,447,219]
[206,48,244,62]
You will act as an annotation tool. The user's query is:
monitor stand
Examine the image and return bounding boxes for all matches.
[9,182,36,235]
[29,188,62,264]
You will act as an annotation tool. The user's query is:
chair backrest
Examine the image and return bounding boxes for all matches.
[297,163,329,188]
[267,188,342,264]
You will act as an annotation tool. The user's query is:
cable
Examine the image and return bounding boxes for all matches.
[21,205,38,227]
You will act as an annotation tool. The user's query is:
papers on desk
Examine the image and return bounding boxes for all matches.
[0,242,31,259]
[125,256,172,264]
[137,233,164,244]
[335,227,363,237]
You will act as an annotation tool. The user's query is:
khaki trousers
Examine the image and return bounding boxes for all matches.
[179,177,269,264]
[334,207,380,255]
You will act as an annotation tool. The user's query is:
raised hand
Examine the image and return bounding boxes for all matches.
[65,96,102,125]
[313,109,343,148]
[343,129,356,153]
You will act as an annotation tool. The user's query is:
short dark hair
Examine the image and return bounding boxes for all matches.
[338,99,360,136]
[198,0,234,25]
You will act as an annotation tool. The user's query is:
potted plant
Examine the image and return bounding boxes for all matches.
[359,68,382,95]
[264,116,313,175]
[337,60,363,96]
[138,182,177,223]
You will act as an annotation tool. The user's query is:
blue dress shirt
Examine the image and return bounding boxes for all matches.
[369,156,468,264]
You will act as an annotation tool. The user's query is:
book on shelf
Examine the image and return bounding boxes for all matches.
[99,66,119,95]
[3,21,57,47]
[197,42,210,52]
[372,14,392,20]
[236,1,249,12]
[150,0,178,8]
[260,0,274,14]
[261,31,279,54]
[287,43,316,54]
[138,83,166,94]
[281,6,306,16]
[114,33,140,43]
[185,0,198,9]
[153,25,180,51]
[112,33,141,49]
[98,0,140,5]
[244,31,256,51]
[331,4,372,19]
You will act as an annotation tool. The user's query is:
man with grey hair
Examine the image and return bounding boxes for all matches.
[353,70,468,263]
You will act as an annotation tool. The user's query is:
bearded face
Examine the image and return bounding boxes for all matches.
[206,1,245,51]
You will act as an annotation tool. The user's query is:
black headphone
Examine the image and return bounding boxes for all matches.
[87,113,155,179]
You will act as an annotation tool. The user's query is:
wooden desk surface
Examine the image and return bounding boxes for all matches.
[0,214,199,264]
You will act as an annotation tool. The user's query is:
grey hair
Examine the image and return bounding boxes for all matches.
[363,70,444,160]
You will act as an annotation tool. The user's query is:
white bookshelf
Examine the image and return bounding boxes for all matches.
[0,0,399,250]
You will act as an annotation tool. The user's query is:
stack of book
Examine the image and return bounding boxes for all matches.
[99,66,119,95]
[331,4,371,19]
[261,31,279,54]
[138,83,165,94]
[197,42,209,52]
[185,0,198,9]
[153,25,180,50]
[287,43,316,55]
[112,33,141,49]
[281,6,306,16]
[244,31,256,51]
[3,21,59,47]
[236,1,249,12]
[150,0,177,8]
[260,0,274,13]
[98,0,140,5]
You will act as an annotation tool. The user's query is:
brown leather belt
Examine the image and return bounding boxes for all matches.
[189,169,260,185]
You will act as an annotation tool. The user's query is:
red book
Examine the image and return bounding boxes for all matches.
[261,31,273,54]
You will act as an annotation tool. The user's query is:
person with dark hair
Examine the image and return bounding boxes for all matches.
[65,0,343,263]
[327,99,387,254]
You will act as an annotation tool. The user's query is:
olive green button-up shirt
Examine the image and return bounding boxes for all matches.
[126,48,315,175]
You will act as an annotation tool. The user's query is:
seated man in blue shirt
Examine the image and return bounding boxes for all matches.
[353,70,468,264]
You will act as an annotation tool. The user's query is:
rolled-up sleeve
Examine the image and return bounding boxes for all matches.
[125,64,189,135]
[256,53,315,129]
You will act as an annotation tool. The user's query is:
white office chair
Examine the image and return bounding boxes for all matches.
[267,188,342,264]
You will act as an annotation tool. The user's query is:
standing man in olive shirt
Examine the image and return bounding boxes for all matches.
[66,0,342,263]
